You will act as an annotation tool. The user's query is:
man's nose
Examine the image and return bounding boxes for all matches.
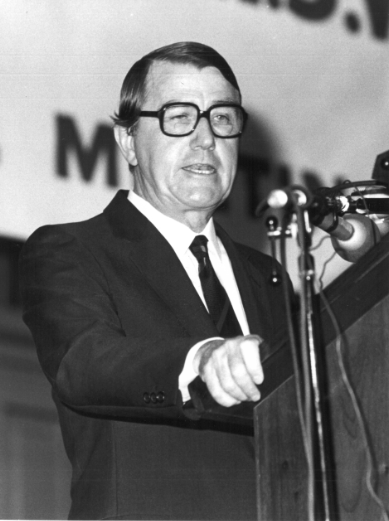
[189,115,215,150]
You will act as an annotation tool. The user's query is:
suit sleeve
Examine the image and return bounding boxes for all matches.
[19,225,200,421]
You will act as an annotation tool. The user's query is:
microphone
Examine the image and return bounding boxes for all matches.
[318,213,380,262]
[264,186,382,262]
[307,188,382,262]
[266,186,345,215]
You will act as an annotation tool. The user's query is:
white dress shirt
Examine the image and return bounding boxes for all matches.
[128,191,250,401]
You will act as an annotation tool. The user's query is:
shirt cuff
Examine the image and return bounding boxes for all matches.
[178,337,223,403]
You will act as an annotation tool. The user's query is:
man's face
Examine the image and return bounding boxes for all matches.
[127,61,241,227]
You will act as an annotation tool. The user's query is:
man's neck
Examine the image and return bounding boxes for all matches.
[179,210,211,233]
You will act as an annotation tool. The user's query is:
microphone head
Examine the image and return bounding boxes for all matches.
[267,189,289,209]
[331,214,381,262]
[267,187,308,209]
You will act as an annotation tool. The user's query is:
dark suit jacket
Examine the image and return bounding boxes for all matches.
[19,190,292,520]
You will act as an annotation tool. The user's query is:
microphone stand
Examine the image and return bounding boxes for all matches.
[293,199,336,521]
[265,190,337,521]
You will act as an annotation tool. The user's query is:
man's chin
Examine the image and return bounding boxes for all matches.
[182,196,223,213]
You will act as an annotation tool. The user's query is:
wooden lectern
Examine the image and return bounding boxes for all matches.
[189,232,389,520]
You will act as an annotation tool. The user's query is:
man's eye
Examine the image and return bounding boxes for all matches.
[213,113,231,124]
[166,111,191,123]
[172,113,190,120]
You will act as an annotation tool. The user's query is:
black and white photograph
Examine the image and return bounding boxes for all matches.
[0,1,388,519]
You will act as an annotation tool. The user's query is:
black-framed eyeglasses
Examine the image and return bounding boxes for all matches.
[139,102,248,138]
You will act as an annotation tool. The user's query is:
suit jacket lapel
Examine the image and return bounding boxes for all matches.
[104,190,218,338]
[215,223,273,341]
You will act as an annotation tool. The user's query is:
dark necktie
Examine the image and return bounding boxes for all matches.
[189,235,242,337]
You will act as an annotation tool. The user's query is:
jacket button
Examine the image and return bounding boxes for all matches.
[143,392,151,404]
[156,391,165,403]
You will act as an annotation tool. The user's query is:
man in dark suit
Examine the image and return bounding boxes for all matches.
[20,42,292,520]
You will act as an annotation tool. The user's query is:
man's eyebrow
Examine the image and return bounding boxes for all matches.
[212,98,240,104]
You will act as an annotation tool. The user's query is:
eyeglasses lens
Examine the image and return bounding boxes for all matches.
[162,105,244,137]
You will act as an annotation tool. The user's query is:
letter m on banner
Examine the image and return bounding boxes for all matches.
[56,115,118,186]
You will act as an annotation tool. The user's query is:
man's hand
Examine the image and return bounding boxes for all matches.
[193,335,264,407]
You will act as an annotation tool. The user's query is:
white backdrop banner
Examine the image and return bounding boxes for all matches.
[1,0,388,286]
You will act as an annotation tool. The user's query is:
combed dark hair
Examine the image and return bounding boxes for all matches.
[112,41,241,133]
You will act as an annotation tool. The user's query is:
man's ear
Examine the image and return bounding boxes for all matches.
[113,126,138,167]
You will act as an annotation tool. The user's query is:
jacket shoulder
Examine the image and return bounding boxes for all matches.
[24,212,109,248]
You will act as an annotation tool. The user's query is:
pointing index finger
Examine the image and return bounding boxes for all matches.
[240,336,264,385]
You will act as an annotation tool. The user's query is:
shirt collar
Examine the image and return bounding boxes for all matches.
[128,191,221,259]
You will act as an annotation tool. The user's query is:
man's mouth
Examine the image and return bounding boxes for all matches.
[182,163,217,175]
